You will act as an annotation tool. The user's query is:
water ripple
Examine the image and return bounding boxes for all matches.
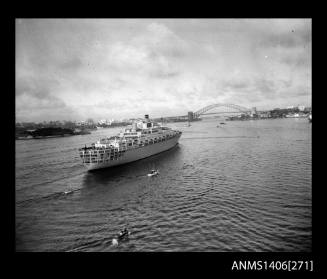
[16,119,312,251]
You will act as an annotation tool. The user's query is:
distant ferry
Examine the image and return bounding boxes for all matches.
[79,115,182,171]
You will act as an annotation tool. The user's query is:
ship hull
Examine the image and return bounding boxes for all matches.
[85,134,181,171]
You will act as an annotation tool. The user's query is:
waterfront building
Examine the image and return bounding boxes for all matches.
[298,105,306,111]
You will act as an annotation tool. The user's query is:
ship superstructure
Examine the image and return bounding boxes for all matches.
[78,115,182,171]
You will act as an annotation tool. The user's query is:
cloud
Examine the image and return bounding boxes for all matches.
[259,27,311,48]
[15,19,312,122]
[149,69,180,79]
[102,22,188,80]
[16,76,60,100]
[280,52,311,67]
[60,57,83,70]
[15,75,74,121]
[254,78,276,95]
[222,79,252,90]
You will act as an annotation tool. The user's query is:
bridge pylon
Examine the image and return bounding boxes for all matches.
[188,111,194,122]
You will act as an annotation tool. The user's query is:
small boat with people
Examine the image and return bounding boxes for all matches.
[147,169,159,177]
[118,228,130,239]
[63,189,74,195]
[112,228,130,246]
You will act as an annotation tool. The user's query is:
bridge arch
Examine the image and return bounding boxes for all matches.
[193,103,251,118]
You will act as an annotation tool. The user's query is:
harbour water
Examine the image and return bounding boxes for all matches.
[15,118,312,252]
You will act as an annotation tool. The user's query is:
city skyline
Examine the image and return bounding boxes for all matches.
[15,103,311,125]
[16,18,311,122]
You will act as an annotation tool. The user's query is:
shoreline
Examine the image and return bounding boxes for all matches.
[16,133,85,140]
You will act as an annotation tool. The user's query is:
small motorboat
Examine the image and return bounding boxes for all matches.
[118,228,130,238]
[220,122,226,125]
[112,228,130,245]
[147,169,159,177]
[117,228,130,240]
[63,190,73,195]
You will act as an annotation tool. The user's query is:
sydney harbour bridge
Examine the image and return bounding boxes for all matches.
[161,103,257,122]
[191,103,255,120]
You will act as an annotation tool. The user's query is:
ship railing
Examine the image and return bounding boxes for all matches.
[78,146,94,151]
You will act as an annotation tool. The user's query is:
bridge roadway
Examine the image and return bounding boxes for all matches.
[200,111,248,115]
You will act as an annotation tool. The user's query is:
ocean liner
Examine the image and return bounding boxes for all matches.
[78,115,182,171]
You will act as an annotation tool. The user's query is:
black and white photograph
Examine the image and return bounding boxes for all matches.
[15,18,312,254]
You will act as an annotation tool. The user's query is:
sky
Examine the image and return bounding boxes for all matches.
[16,18,311,122]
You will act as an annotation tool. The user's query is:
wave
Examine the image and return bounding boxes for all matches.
[16,188,82,207]
[16,168,84,193]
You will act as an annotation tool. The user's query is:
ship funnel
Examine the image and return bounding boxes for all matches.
[145,114,150,122]
[132,122,137,131]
